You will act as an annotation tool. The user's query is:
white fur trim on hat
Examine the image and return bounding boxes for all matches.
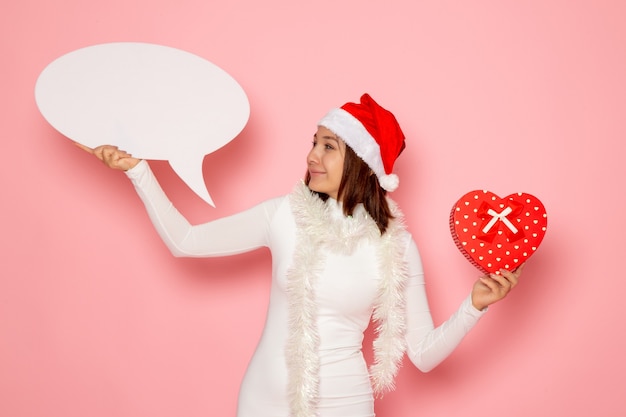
[318,108,399,191]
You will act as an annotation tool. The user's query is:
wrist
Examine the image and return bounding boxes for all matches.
[471,296,487,312]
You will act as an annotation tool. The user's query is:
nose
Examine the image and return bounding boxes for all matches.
[307,145,319,165]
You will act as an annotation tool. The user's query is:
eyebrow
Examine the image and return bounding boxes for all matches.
[314,133,339,142]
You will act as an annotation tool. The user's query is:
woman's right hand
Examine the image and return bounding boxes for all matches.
[75,142,141,171]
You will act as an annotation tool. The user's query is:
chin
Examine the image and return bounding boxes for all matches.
[307,184,326,196]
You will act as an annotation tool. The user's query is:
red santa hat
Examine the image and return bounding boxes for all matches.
[318,93,406,191]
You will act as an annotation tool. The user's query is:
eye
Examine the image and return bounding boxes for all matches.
[325,143,335,150]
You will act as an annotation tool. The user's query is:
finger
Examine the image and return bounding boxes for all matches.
[116,149,133,158]
[101,147,121,166]
[101,147,113,162]
[92,146,106,162]
[488,273,513,293]
[73,142,94,154]
[497,269,516,282]
[479,275,502,294]
[500,265,523,288]
[513,262,526,278]
[503,270,520,288]
[103,146,120,160]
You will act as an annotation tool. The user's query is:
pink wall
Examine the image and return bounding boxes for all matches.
[2,1,625,416]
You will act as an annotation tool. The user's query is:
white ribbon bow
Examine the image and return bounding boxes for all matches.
[482,206,519,235]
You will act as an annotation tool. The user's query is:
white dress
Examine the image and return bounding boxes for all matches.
[126,160,486,417]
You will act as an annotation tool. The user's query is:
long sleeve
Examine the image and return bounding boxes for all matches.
[124,160,283,258]
[403,238,486,372]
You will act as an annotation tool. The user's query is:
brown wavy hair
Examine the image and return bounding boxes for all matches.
[305,144,394,235]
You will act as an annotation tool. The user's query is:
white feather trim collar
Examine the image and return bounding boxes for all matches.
[285,182,409,417]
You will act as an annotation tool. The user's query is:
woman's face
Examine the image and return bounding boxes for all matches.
[307,126,346,200]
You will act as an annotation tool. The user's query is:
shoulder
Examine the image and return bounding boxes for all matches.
[254,193,290,222]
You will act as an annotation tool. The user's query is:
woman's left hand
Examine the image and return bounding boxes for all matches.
[471,263,525,311]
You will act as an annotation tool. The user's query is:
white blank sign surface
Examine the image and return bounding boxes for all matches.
[35,42,250,207]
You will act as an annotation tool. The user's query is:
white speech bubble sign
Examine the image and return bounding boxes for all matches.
[35,42,250,207]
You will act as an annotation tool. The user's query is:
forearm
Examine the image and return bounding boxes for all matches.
[402,238,486,372]
[405,294,485,372]
[125,160,274,257]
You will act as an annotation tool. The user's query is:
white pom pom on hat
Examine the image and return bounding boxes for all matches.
[318,94,406,192]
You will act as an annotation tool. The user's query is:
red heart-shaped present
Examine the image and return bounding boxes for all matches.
[449,190,547,274]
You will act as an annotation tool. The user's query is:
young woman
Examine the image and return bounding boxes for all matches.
[79,94,522,417]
